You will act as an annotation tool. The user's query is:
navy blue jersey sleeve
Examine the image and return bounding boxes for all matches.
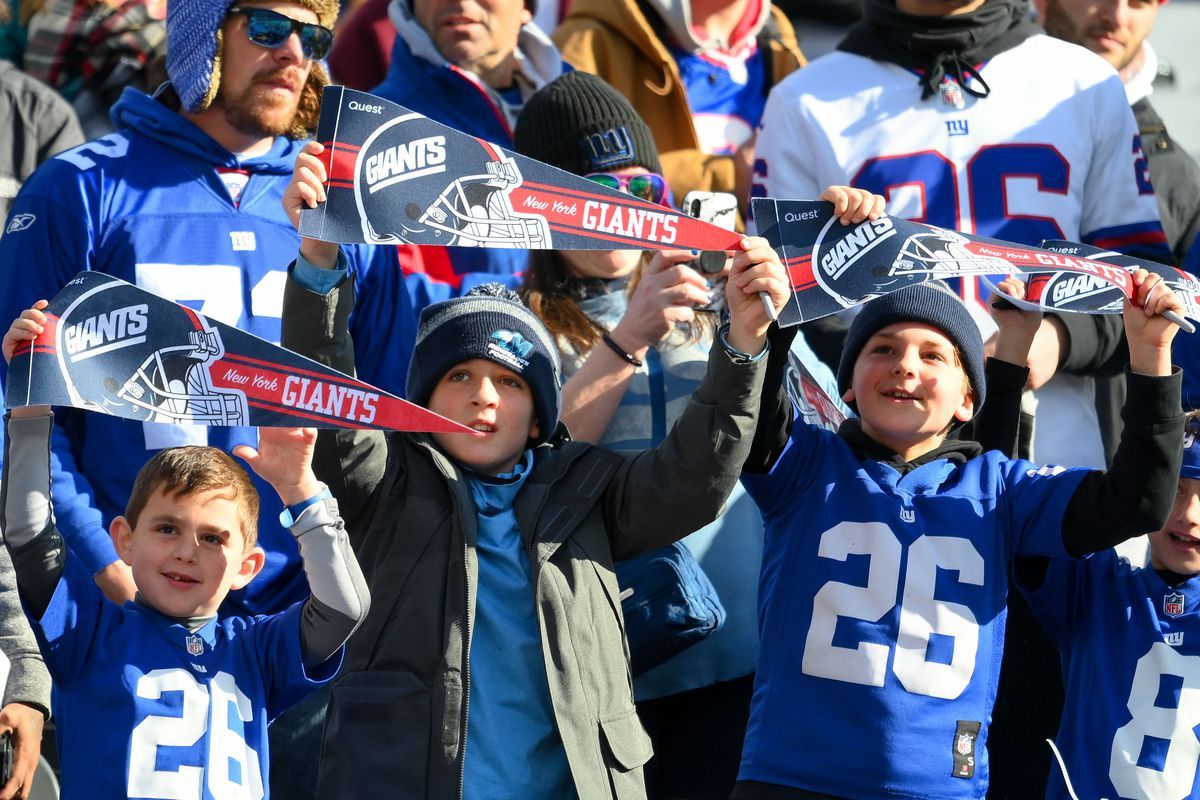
[245,602,341,722]
[1000,460,1090,558]
[33,551,115,688]
[741,416,825,521]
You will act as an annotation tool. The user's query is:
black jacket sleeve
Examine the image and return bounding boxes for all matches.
[1060,368,1183,556]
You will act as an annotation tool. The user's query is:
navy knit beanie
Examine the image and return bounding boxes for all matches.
[837,281,986,417]
[407,284,561,445]
[514,71,662,177]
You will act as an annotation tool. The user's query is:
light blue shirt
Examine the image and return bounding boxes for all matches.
[463,452,575,800]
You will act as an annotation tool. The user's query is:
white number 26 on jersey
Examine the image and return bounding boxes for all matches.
[128,668,263,800]
[803,521,985,699]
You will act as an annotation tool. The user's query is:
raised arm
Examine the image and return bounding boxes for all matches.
[1061,271,1186,555]
[234,428,369,669]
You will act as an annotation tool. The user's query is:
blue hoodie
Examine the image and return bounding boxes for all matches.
[0,88,417,616]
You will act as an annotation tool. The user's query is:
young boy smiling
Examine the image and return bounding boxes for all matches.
[0,302,369,799]
[735,265,1186,800]
[1017,410,1200,800]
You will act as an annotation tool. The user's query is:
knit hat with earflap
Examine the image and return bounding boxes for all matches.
[167,0,339,114]
[837,281,987,418]
[514,70,661,176]
[407,284,562,446]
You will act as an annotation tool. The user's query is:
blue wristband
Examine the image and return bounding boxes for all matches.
[279,486,332,528]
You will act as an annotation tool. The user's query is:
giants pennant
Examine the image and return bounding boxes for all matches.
[752,198,1200,330]
[299,86,741,252]
[995,240,1200,322]
[5,272,474,434]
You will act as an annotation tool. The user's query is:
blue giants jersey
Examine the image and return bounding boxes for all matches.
[1021,550,1200,800]
[739,421,1089,799]
[38,556,338,799]
[670,44,766,157]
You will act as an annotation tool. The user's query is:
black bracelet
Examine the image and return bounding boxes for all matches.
[601,332,643,368]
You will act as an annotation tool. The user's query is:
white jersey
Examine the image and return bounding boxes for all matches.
[755,34,1169,466]
[756,34,1163,255]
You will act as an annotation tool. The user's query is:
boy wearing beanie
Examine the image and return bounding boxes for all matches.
[281,158,791,798]
[734,272,1187,799]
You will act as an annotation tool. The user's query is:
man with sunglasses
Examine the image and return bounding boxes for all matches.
[0,2,421,798]
[371,0,568,288]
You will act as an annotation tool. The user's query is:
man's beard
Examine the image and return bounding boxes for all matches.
[214,68,304,139]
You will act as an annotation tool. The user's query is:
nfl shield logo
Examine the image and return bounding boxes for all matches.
[185,634,204,656]
[939,78,966,109]
[1164,592,1186,618]
[956,733,974,756]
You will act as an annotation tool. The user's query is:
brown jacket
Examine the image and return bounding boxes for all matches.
[554,0,805,216]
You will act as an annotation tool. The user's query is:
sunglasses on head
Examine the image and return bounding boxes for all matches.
[227,6,334,61]
[583,172,670,205]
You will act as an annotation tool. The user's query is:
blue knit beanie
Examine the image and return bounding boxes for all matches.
[166,0,338,113]
[407,284,562,446]
[837,281,986,417]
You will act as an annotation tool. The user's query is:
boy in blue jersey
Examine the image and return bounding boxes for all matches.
[734,252,1186,800]
[1018,411,1200,800]
[0,303,370,800]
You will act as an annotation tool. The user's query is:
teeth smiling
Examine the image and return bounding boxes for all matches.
[885,390,917,400]
[1169,532,1200,546]
[471,423,494,433]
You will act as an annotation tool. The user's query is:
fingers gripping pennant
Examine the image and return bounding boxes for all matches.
[5,272,474,434]
[299,86,742,252]
[752,198,1198,331]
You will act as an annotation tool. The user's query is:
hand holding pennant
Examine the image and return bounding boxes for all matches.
[986,241,1199,333]
[298,86,743,253]
[4,272,476,434]
[752,197,1197,332]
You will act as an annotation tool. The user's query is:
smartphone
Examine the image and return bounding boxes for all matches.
[682,191,738,311]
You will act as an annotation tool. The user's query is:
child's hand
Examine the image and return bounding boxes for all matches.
[989,276,1043,367]
[283,141,339,268]
[1124,268,1184,377]
[725,236,789,354]
[3,301,53,419]
[819,186,887,226]
[234,428,323,507]
[3,301,48,365]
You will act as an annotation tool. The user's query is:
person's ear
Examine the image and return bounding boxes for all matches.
[954,389,975,424]
[111,517,135,566]
[232,546,266,590]
[520,7,533,25]
[529,417,541,442]
[842,387,855,404]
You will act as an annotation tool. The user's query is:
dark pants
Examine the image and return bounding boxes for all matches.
[638,673,755,800]
[268,684,330,800]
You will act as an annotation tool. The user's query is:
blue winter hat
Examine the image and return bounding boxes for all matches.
[407,284,562,446]
[837,281,986,418]
[166,0,338,113]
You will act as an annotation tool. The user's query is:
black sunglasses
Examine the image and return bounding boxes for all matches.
[227,6,334,61]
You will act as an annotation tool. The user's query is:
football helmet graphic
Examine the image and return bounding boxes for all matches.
[355,114,550,248]
[891,230,1012,281]
[55,283,248,425]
